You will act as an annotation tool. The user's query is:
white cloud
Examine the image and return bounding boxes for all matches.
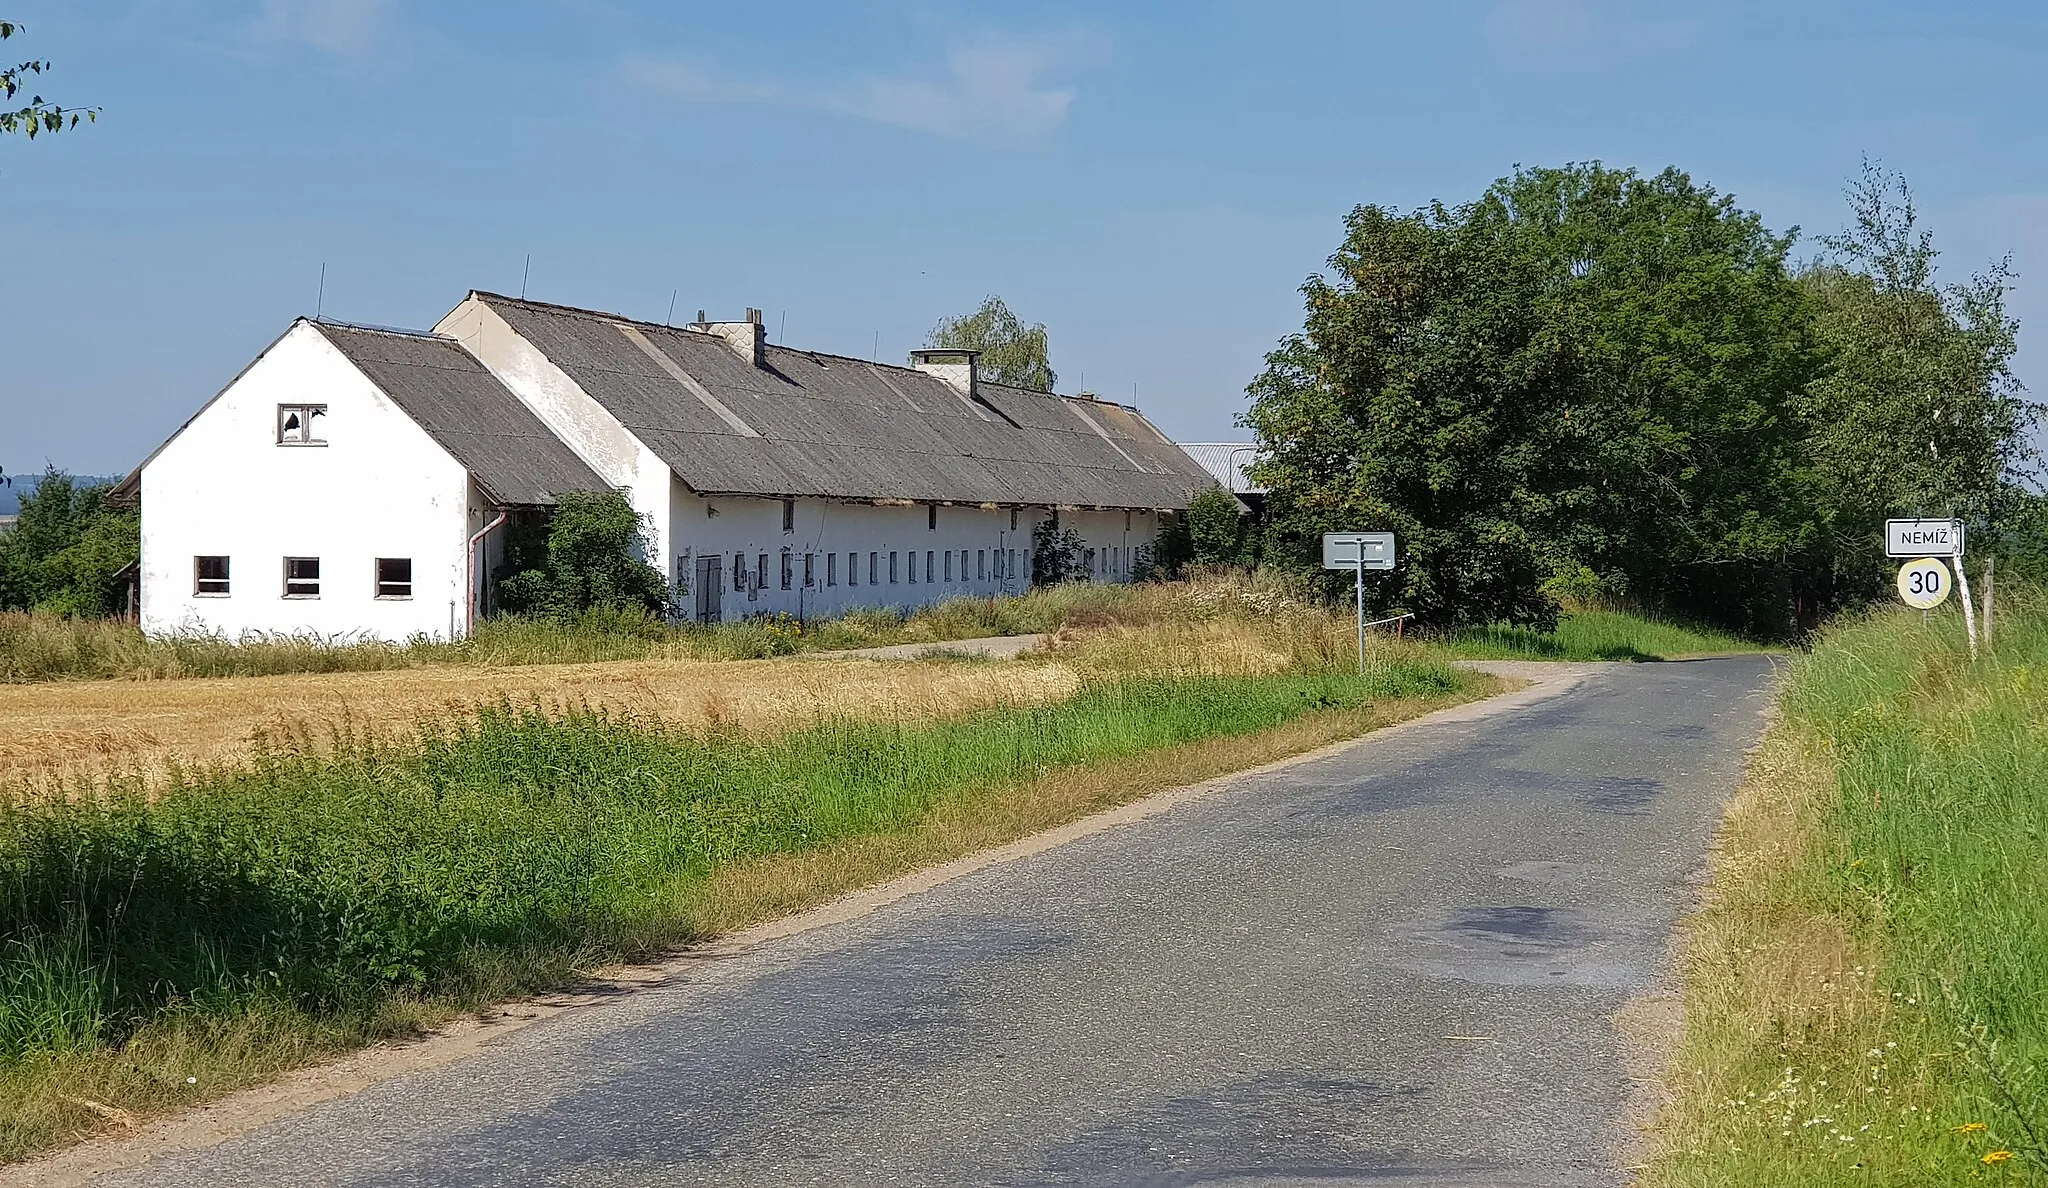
[250,0,392,58]
[1481,0,1702,66]
[624,30,1101,146]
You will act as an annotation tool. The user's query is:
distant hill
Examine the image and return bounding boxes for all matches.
[0,471,124,516]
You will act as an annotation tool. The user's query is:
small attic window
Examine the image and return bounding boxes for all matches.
[277,404,327,446]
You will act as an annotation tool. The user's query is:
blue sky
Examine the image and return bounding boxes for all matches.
[3,1,2044,477]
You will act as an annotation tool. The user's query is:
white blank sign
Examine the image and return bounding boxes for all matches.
[1322,532,1395,570]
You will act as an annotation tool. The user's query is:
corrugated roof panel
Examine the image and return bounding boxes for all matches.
[317,324,609,506]
[472,295,1219,509]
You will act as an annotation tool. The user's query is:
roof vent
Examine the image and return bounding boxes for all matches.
[910,348,978,397]
[698,308,766,367]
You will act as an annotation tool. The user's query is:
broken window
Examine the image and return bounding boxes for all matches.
[1011,508,1019,531]
[276,404,327,446]
[757,553,768,597]
[674,551,691,598]
[283,556,320,598]
[375,557,413,599]
[194,555,230,596]
[733,553,746,592]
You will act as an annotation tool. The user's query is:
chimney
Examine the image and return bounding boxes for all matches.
[698,307,765,367]
[910,348,979,397]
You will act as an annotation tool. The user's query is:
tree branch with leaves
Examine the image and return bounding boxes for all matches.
[2,20,96,140]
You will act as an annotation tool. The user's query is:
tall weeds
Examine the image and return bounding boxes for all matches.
[0,660,1464,1159]
[1649,592,2048,1185]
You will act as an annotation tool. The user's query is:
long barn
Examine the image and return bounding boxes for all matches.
[121,293,1219,640]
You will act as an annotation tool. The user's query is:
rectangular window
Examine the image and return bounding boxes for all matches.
[961,549,971,580]
[944,551,954,581]
[374,557,412,599]
[925,550,934,582]
[194,555,230,596]
[804,553,815,587]
[276,404,327,446]
[906,550,916,583]
[1009,549,1017,580]
[733,553,746,592]
[780,549,793,590]
[848,551,858,586]
[674,551,692,597]
[827,552,838,586]
[781,499,796,532]
[283,556,320,598]
[758,553,769,589]
[977,550,987,580]
[869,551,878,584]
[890,551,899,584]
[1011,508,1020,531]
[928,504,938,531]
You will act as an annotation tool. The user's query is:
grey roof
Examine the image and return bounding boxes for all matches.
[475,294,1219,509]
[1176,442,1267,494]
[317,323,610,506]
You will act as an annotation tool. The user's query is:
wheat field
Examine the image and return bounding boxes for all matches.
[0,655,1080,789]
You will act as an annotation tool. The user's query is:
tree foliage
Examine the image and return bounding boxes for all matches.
[492,491,667,618]
[0,470,138,617]
[1796,161,2036,607]
[1153,486,1249,576]
[1247,164,1819,631]
[1245,160,2039,636]
[1030,516,1086,585]
[922,295,1057,392]
[1,21,97,140]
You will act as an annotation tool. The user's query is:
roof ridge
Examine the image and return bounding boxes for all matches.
[309,317,447,340]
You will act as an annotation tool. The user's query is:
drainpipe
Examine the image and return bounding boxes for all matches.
[466,511,510,638]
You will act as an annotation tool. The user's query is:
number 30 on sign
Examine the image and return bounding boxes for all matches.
[1896,557,1952,609]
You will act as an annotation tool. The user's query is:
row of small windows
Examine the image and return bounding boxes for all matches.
[193,556,411,599]
[693,548,1022,597]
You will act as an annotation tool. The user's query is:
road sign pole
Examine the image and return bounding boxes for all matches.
[1954,550,1979,660]
[1355,540,1366,676]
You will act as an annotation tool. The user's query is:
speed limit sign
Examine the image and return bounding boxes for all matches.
[1897,557,1952,609]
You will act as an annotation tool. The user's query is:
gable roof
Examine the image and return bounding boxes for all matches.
[315,323,610,506]
[1176,442,1267,494]
[470,293,1218,509]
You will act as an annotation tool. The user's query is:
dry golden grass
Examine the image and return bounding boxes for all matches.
[0,655,1079,789]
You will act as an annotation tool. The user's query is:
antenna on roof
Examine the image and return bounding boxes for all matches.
[315,262,326,321]
[665,289,677,327]
[779,310,787,344]
[873,331,879,363]
[520,254,531,300]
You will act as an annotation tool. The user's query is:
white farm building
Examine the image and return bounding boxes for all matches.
[115,292,1219,641]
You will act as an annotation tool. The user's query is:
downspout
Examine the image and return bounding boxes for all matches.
[466,511,510,638]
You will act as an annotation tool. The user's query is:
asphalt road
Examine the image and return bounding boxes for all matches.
[96,656,1778,1188]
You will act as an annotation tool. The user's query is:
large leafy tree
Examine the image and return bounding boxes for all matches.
[2,21,96,140]
[922,295,1057,391]
[1247,164,1819,631]
[1797,162,2037,606]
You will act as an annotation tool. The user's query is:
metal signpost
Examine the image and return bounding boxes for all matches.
[1886,518,1976,657]
[1323,532,1396,675]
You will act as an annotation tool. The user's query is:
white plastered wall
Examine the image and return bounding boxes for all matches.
[661,486,1165,623]
[139,323,478,641]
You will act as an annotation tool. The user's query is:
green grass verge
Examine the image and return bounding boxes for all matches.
[0,660,1467,1159]
[1437,607,1767,662]
[1647,598,2048,1184]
